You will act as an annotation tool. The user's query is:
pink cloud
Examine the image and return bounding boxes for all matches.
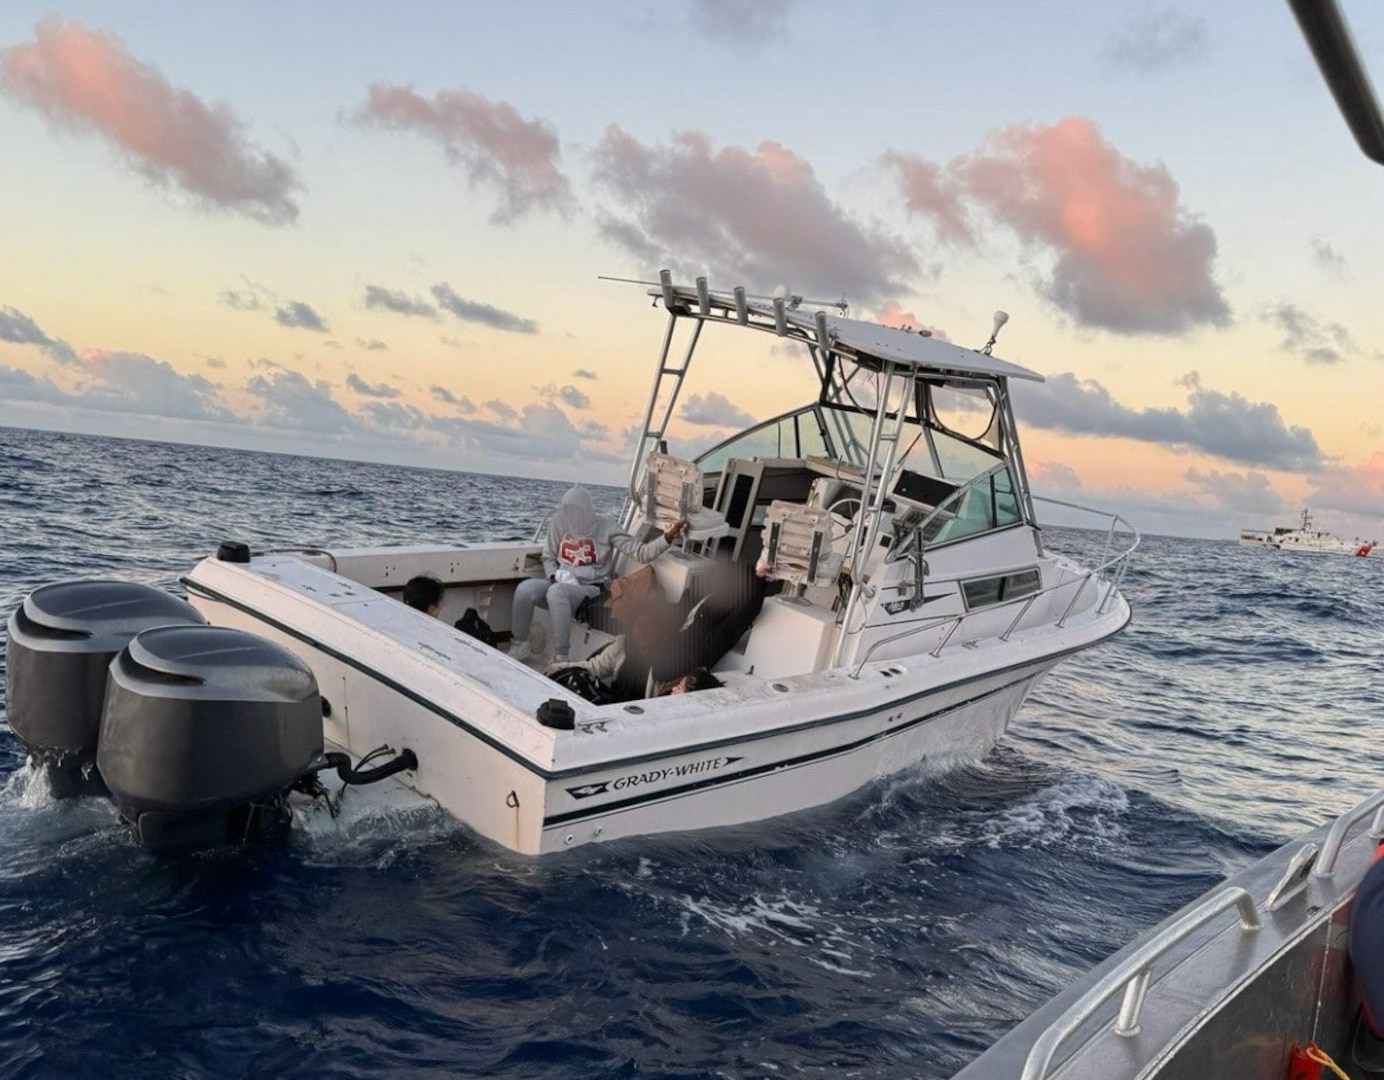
[593,126,916,303]
[884,117,1229,335]
[1308,452,1384,517]
[874,300,948,340]
[0,20,299,224]
[880,154,972,244]
[357,84,571,223]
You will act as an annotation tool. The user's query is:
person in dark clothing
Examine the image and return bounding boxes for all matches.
[403,574,444,617]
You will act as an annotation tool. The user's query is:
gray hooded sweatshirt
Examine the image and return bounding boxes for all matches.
[543,485,669,585]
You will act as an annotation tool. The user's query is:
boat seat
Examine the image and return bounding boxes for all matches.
[758,501,844,589]
[640,452,729,542]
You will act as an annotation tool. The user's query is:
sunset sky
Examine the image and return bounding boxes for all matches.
[1,1,1382,540]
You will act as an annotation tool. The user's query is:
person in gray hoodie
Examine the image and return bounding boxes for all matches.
[509,484,686,664]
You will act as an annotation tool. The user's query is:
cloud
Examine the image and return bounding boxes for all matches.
[219,288,262,311]
[1014,371,1322,472]
[0,303,76,362]
[440,335,472,349]
[681,390,756,428]
[74,349,235,421]
[540,383,590,410]
[0,19,299,224]
[1184,467,1286,514]
[1307,453,1384,519]
[273,300,328,332]
[1029,460,1083,493]
[430,282,538,334]
[1263,302,1355,365]
[362,284,439,320]
[245,369,356,433]
[880,155,974,245]
[688,0,795,53]
[345,371,400,399]
[884,117,1229,334]
[874,300,949,340]
[355,83,571,223]
[484,398,518,423]
[430,385,476,412]
[592,126,917,303]
[1310,237,1348,276]
[0,361,67,403]
[1101,9,1209,73]
[0,350,234,421]
[204,356,226,369]
[572,368,598,381]
[354,337,388,351]
[358,399,426,431]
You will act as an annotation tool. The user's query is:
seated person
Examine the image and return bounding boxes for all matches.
[675,553,766,670]
[552,595,693,703]
[510,484,686,665]
[660,667,724,696]
[403,574,444,617]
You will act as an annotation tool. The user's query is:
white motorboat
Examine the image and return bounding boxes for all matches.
[1240,509,1376,557]
[5,273,1136,854]
[177,274,1134,854]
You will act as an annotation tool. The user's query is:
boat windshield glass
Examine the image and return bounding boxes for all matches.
[828,409,1002,482]
[696,406,829,473]
[697,401,1004,486]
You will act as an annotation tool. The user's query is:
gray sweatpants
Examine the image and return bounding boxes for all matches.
[511,578,601,661]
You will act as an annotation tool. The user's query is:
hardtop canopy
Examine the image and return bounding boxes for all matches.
[647,273,1044,384]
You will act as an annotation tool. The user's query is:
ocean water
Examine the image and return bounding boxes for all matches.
[1,424,1380,1079]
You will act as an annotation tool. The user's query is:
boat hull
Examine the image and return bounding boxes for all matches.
[184,547,1128,855]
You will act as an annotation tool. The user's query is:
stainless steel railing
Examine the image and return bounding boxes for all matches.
[849,498,1139,677]
[1018,887,1261,1080]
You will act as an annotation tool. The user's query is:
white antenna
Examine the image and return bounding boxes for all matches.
[982,310,1009,355]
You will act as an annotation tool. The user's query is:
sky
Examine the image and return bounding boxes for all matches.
[1,0,1382,540]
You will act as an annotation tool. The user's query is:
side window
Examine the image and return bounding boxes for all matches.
[961,567,1041,610]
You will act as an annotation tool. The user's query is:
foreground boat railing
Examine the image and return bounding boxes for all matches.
[1313,787,1384,878]
[1019,887,1262,1080]
[850,500,1139,678]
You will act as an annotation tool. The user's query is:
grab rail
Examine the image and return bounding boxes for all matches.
[1313,788,1384,878]
[1019,887,1261,1080]
[849,498,1139,677]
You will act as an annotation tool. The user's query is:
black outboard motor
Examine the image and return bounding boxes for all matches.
[97,624,323,851]
[5,581,205,796]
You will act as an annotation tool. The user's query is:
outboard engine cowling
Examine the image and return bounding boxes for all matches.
[97,624,323,851]
[5,580,205,796]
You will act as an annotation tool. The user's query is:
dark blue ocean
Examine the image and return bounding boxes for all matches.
[1,424,1380,1079]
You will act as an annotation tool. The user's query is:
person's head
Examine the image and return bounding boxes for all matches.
[555,484,599,537]
[663,667,723,695]
[403,574,444,617]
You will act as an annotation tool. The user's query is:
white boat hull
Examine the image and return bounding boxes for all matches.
[185,547,1125,855]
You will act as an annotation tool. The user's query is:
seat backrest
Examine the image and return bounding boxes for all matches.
[641,452,702,530]
[759,501,843,588]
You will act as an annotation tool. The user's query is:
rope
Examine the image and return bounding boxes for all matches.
[1305,1043,1352,1080]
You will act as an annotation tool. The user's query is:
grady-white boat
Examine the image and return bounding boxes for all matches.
[178,274,1135,854]
[6,273,1135,855]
